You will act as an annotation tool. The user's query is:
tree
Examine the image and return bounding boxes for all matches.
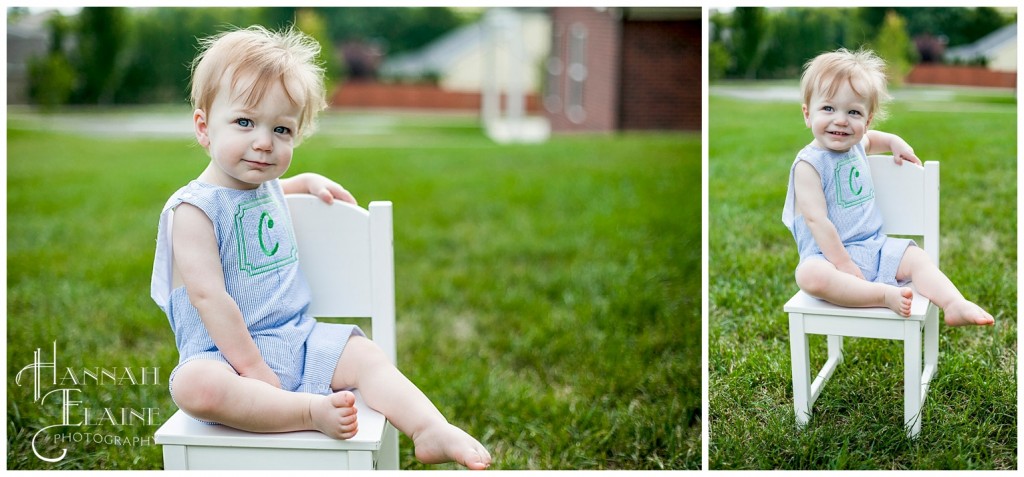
[71,7,128,104]
[732,7,767,79]
[321,7,465,55]
[296,8,344,95]
[872,10,916,86]
[27,12,75,109]
[24,7,473,106]
[716,7,1011,81]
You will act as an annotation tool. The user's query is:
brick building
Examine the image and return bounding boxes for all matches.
[544,7,700,133]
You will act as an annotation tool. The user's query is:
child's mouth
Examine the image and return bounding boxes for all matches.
[828,131,850,137]
[243,159,273,168]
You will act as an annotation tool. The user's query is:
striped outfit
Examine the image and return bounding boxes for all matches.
[781,143,914,286]
[151,179,362,420]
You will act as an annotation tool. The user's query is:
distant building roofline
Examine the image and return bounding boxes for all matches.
[945,22,1016,62]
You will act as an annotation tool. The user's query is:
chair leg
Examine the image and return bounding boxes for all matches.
[789,313,812,427]
[378,423,400,470]
[904,320,923,438]
[924,306,939,370]
[827,335,843,364]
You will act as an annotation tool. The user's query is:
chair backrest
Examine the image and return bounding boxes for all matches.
[866,155,940,267]
[287,196,396,364]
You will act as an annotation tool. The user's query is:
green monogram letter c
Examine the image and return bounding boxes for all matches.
[848,166,863,196]
[258,211,280,256]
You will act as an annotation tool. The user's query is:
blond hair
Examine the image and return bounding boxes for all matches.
[190,25,327,142]
[800,48,890,122]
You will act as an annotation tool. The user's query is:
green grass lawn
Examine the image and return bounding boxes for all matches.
[708,92,1017,469]
[6,110,700,469]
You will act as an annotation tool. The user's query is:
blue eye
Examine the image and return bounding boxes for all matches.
[236,118,252,127]
[822,106,834,112]
[274,126,291,135]
[849,110,862,116]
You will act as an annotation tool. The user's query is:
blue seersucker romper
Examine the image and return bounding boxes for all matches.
[781,143,914,286]
[151,179,363,421]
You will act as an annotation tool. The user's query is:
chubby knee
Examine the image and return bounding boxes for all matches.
[171,362,230,419]
[795,261,832,297]
[345,335,390,367]
[333,335,394,390]
[896,245,935,282]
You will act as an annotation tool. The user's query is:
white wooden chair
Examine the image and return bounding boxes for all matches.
[155,197,400,469]
[784,156,940,438]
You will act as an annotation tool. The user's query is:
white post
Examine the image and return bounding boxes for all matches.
[481,10,501,126]
[789,313,811,427]
[505,10,525,132]
[481,8,549,144]
[904,320,923,438]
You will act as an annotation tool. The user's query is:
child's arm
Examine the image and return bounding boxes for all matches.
[793,161,866,279]
[862,130,922,165]
[282,172,357,205]
[172,203,283,388]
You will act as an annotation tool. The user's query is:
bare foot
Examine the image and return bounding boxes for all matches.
[413,422,492,470]
[884,286,914,317]
[943,299,995,327]
[309,390,359,439]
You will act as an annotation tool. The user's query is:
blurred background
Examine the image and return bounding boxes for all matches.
[8,6,700,140]
[709,6,1016,88]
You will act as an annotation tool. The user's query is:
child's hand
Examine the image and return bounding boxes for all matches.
[282,173,358,205]
[864,130,922,166]
[890,138,921,166]
[241,363,283,389]
[836,260,866,280]
[309,176,358,203]
[306,174,357,205]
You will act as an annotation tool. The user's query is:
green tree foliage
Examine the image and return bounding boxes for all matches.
[26,12,74,109]
[762,8,873,80]
[297,8,345,96]
[28,53,74,110]
[711,7,1013,81]
[320,7,466,55]
[860,7,1011,47]
[708,42,731,82]
[71,7,128,104]
[115,8,267,104]
[871,10,917,86]
[731,7,766,79]
[24,7,470,107]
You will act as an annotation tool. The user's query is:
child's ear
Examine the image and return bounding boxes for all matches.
[193,109,210,148]
[801,104,811,127]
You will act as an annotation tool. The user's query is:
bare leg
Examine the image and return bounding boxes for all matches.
[896,247,994,327]
[796,259,913,316]
[171,359,359,439]
[333,336,492,469]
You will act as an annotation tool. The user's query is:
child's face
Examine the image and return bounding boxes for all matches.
[194,74,302,189]
[802,79,873,153]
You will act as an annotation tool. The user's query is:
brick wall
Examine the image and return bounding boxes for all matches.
[330,82,540,112]
[619,19,701,131]
[546,8,622,133]
[906,64,1017,89]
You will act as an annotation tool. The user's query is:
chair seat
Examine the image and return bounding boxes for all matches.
[155,390,393,469]
[784,288,932,321]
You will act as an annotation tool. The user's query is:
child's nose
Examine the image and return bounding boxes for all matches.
[252,131,273,151]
